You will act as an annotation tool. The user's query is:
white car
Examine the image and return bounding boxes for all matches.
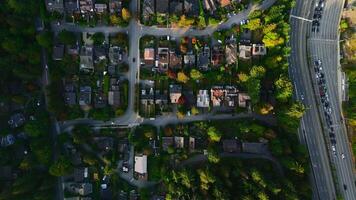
[331,145,336,152]
[341,153,345,159]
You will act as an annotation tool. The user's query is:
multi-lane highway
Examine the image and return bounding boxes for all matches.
[291,0,355,199]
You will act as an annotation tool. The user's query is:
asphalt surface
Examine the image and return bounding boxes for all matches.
[308,0,356,199]
[290,0,336,199]
[290,0,356,199]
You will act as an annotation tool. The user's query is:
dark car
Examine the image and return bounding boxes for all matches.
[330,139,336,144]
[132,58,136,62]
[343,184,347,190]
[329,133,335,138]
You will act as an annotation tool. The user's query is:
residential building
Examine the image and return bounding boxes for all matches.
[252,44,267,56]
[142,0,155,22]
[95,3,107,13]
[197,90,209,108]
[64,83,77,106]
[169,85,182,104]
[79,0,94,13]
[134,154,147,179]
[109,0,122,14]
[183,51,196,67]
[157,47,169,71]
[174,136,184,148]
[210,86,224,107]
[94,91,106,108]
[73,168,86,182]
[141,88,154,105]
[109,46,122,65]
[238,92,251,108]
[184,0,199,17]
[169,49,182,69]
[53,44,65,61]
[162,137,174,151]
[225,86,239,107]
[94,45,108,63]
[46,0,64,13]
[8,113,25,128]
[198,45,210,70]
[108,78,120,107]
[211,45,224,66]
[239,44,252,60]
[67,43,80,55]
[65,183,93,196]
[223,139,240,153]
[242,142,268,154]
[156,0,169,14]
[80,45,94,72]
[143,48,155,66]
[240,29,252,44]
[155,90,168,105]
[203,0,217,13]
[189,137,195,152]
[65,0,80,16]
[226,42,238,65]
[79,86,92,106]
[219,0,231,7]
[170,0,183,15]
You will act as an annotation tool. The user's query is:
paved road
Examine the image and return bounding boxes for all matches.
[308,0,356,199]
[289,0,336,199]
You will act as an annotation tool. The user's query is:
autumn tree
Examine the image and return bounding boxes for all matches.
[122,8,131,21]
[49,156,73,177]
[275,75,293,102]
[177,72,189,83]
[190,69,203,80]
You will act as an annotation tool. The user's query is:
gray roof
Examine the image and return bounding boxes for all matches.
[156,0,169,13]
[46,0,64,13]
[170,0,183,14]
[169,85,182,94]
[53,45,65,60]
[65,0,79,14]
[79,86,92,105]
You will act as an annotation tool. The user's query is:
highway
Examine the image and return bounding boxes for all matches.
[291,0,356,199]
[308,0,356,199]
[290,0,336,199]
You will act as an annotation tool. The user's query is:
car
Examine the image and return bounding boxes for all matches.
[320,2,325,8]
[312,27,316,32]
[341,153,345,159]
[315,59,322,66]
[312,20,320,26]
[331,139,336,145]
[316,27,320,32]
[331,145,336,152]
[301,95,304,100]
[132,58,136,62]
[343,184,347,190]
[329,133,335,138]
[330,127,334,132]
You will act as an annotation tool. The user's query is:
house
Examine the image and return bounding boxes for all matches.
[109,0,122,14]
[240,29,252,44]
[64,83,77,106]
[219,0,231,7]
[210,86,224,107]
[239,44,252,60]
[94,45,108,63]
[198,45,210,70]
[0,134,15,147]
[183,51,196,67]
[142,0,155,22]
[169,49,182,69]
[107,65,116,75]
[53,44,65,61]
[143,48,155,66]
[65,0,80,16]
[79,0,94,13]
[141,88,154,105]
[79,86,92,106]
[211,45,224,66]
[134,154,147,179]
[80,45,94,72]
[8,113,25,128]
[174,136,184,148]
[108,78,120,107]
[242,142,268,154]
[157,47,169,71]
[184,0,199,17]
[73,168,86,182]
[223,139,240,153]
[203,0,217,13]
[169,85,182,104]
[155,90,168,106]
[162,137,174,151]
[67,43,80,55]
[238,92,251,108]
[197,90,209,108]
[65,182,93,196]
[95,3,107,13]
[225,86,239,107]
[94,91,106,108]
[226,41,238,65]
[183,90,195,107]
[46,0,64,13]
[170,0,184,15]
[156,0,169,14]
[252,44,267,56]
[109,46,122,65]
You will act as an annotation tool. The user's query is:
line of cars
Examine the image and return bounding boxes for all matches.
[313,59,345,161]
[312,0,325,32]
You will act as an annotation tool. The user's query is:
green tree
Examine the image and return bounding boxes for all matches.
[58,29,76,45]
[49,156,73,177]
[190,69,203,80]
[275,75,293,102]
[250,65,266,78]
[244,18,261,30]
[246,78,261,105]
[24,120,47,137]
[91,32,105,45]
[207,127,221,142]
[207,147,220,163]
[36,31,52,49]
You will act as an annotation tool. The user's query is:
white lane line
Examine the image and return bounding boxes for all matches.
[290,15,313,22]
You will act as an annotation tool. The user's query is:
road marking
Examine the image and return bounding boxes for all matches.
[309,38,338,43]
[290,15,313,22]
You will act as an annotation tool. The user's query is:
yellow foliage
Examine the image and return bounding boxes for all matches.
[191,107,199,115]
[238,73,249,82]
[122,8,131,21]
[110,15,119,25]
[259,103,274,115]
[177,72,189,83]
[177,15,194,27]
[177,111,185,119]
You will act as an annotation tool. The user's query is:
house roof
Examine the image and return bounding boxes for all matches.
[108,91,120,107]
[169,50,182,68]
[238,92,251,108]
[53,45,65,60]
[223,139,240,152]
[79,0,94,13]
[242,142,267,154]
[184,0,199,16]
[174,136,184,148]
[46,0,64,13]
[239,44,252,59]
[65,92,77,105]
[219,0,231,7]
[198,46,210,69]
[144,48,155,60]
[252,44,267,56]
[79,86,92,106]
[197,90,209,107]
[211,45,224,66]
[162,137,174,151]
[183,53,196,66]
[65,0,79,14]
[211,86,224,107]
[134,155,147,174]
[226,43,238,65]
[95,3,107,13]
[156,0,169,13]
[170,0,183,14]
[203,0,217,12]
[80,46,94,70]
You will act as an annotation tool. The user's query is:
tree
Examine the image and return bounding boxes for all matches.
[262,32,285,48]
[122,8,131,21]
[58,30,76,45]
[244,18,261,30]
[250,65,266,78]
[36,31,52,49]
[238,73,249,82]
[72,125,91,144]
[191,106,199,115]
[246,78,261,105]
[83,154,97,166]
[207,127,221,142]
[207,147,220,163]
[177,72,189,83]
[190,69,203,80]
[262,23,277,34]
[177,15,194,27]
[275,75,293,102]
[24,120,47,137]
[49,156,73,177]
[91,32,105,45]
